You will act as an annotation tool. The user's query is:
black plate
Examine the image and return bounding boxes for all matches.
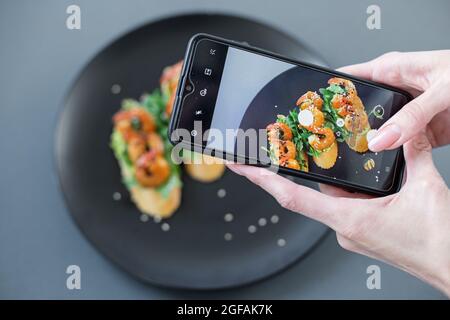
[55,13,329,290]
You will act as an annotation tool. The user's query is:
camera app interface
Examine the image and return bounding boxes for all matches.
[182,39,409,191]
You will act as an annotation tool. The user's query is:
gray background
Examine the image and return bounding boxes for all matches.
[0,0,449,299]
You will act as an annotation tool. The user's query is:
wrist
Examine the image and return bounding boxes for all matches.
[437,264,450,297]
[427,193,450,297]
[415,258,450,297]
[424,237,450,297]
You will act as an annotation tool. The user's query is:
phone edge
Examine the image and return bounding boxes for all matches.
[168,33,410,196]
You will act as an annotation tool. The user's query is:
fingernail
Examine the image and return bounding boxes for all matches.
[368,124,401,152]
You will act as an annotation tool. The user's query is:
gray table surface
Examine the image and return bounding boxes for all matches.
[1,0,449,299]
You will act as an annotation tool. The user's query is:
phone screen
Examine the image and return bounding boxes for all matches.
[175,37,409,193]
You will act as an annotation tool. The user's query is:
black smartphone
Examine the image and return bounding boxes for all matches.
[168,34,412,196]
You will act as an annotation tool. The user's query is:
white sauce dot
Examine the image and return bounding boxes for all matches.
[277,239,287,247]
[161,223,170,232]
[270,215,279,224]
[217,188,227,198]
[111,84,121,94]
[298,109,313,127]
[224,213,234,222]
[258,218,267,227]
[308,134,317,145]
[112,192,121,201]
[153,216,162,224]
[224,233,233,241]
[248,225,257,234]
[336,118,345,127]
[140,214,149,222]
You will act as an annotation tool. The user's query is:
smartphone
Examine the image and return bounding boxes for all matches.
[168,34,412,196]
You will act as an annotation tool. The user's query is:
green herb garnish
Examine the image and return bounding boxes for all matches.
[276,108,322,160]
[320,87,351,142]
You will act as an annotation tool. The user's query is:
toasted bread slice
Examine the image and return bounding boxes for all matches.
[313,142,338,169]
[345,96,370,153]
[346,129,369,153]
[183,153,225,183]
[130,185,181,218]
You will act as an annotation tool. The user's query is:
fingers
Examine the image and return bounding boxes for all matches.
[337,62,374,80]
[319,183,392,208]
[339,51,449,152]
[319,183,374,199]
[426,107,450,148]
[402,131,435,179]
[227,164,358,231]
[337,51,431,92]
[368,84,447,152]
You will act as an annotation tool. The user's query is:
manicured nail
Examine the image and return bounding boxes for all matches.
[368,124,401,152]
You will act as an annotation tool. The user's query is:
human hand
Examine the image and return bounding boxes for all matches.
[227,132,450,296]
[338,50,450,151]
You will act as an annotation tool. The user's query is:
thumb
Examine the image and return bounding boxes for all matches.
[402,131,435,179]
[368,83,447,152]
[337,62,374,80]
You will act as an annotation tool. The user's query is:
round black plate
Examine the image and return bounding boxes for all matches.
[56,13,329,290]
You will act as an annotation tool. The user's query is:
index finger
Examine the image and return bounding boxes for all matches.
[227,164,363,232]
[337,51,432,94]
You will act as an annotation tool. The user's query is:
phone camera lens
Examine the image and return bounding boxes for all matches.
[185,84,193,92]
